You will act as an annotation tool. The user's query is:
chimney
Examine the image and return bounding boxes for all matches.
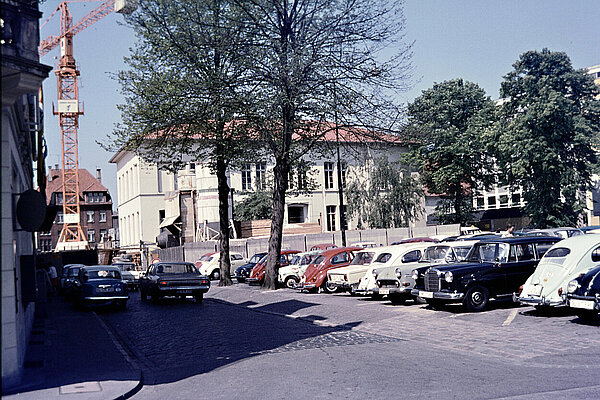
[96,168,102,183]
[48,166,53,181]
[54,164,59,170]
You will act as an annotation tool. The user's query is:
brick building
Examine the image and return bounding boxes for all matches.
[38,168,116,252]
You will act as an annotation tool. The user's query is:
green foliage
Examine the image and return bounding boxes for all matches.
[406,79,496,224]
[346,157,423,229]
[234,190,273,221]
[494,49,600,227]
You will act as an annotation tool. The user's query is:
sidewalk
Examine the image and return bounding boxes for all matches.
[3,296,142,400]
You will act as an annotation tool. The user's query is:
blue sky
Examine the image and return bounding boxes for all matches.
[38,0,600,206]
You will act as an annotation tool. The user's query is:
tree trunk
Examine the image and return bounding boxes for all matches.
[216,146,232,286]
[264,158,289,289]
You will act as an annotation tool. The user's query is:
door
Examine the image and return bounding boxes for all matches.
[502,243,537,294]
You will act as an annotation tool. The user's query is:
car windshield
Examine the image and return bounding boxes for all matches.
[312,255,325,266]
[423,246,452,262]
[350,252,374,265]
[454,246,472,261]
[373,253,392,264]
[156,263,198,274]
[541,247,570,266]
[248,254,263,264]
[87,269,120,279]
[113,263,135,271]
[467,243,509,263]
[199,254,212,261]
[68,268,80,277]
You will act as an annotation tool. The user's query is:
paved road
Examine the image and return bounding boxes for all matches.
[98,284,600,399]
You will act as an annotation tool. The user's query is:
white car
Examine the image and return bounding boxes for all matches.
[196,252,246,280]
[354,243,430,297]
[278,250,322,288]
[350,241,378,249]
[374,241,478,304]
[327,249,376,292]
[516,234,600,308]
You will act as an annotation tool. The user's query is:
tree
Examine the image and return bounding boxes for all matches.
[406,79,496,224]
[106,0,258,286]
[234,190,273,221]
[238,0,413,289]
[346,157,423,228]
[494,49,600,227]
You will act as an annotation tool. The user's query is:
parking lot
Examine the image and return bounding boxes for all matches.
[96,283,600,399]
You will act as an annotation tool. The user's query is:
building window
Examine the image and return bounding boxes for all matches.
[241,163,252,191]
[56,192,63,204]
[341,205,347,230]
[189,162,196,172]
[326,205,336,231]
[324,162,334,189]
[288,205,306,223]
[499,195,509,208]
[340,162,347,188]
[159,209,165,224]
[87,211,94,223]
[99,211,107,222]
[298,167,307,190]
[511,193,521,206]
[87,229,95,243]
[255,162,266,190]
[57,212,64,224]
[476,197,485,209]
[487,196,496,209]
[100,229,107,242]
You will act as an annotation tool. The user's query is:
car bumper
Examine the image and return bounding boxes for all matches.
[564,294,600,311]
[294,283,317,291]
[83,296,129,301]
[331,282,353,291]
[513,293,564,307]
[374,286,413,295]
[158,286,210,295]
[411,289,464,301]
[245,278,262,285]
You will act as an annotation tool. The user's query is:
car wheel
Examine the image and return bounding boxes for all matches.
[284,276,299,289]
[195,293,204,303]
[463,285,490,312]
[576,310,599,322]
[323,280,338,294]
[426,299,446,310]
[389,295,406,305]
[210,269,220,281]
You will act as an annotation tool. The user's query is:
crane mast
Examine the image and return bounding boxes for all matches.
[40,0,135,251]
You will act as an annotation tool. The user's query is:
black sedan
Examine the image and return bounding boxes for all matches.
[60,264,84,298]
[139,262,210,303]
[233,252,267,283]
[72,265,129,309]
[564,265,600,322]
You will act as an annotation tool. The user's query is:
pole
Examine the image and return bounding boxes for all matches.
[334,110,347,247]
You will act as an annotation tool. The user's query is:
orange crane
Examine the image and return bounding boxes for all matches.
[39,0,135,251]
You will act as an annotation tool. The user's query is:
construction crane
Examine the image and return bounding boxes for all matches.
[39,0,135,251]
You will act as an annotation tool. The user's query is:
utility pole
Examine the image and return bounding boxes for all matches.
[334,104,347,247]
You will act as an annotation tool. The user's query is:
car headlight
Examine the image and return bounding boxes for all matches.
[566,279,579,294]
[395,268,402,279]
[444,271,453,283]
[411,270,419,280]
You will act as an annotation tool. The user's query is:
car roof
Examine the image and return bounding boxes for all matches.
[544,234,600,253]
[477,236,561,244]
[82,265,120,271]
[155,261,195,266]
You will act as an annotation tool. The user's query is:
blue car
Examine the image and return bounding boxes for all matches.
[72,265,129,309]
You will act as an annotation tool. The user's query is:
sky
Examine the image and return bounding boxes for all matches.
[38,0,600,207]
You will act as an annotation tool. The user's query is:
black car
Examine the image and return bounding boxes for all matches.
[233,252,267,283]
[564,265,600,321]
[72,265,129,309]
[411,237,560,312]
[139,262,210,303]
[60,264,84,297]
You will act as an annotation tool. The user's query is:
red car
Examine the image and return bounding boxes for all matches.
[309,243,338,251]
[296,247,363,293]
[246,250,300,285]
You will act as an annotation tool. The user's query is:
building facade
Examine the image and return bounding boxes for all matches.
[1,0,52,388]
[37,168,116,252]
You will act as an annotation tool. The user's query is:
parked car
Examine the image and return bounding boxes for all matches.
[246,250,300,285]
[349,241,378,249]
[516,235,600,308]
[139,262,210,303]
[411,236,561,312]
[296,247,363,292]
[580,225,600,234]
[564,265,600,321]
[112,262,140,290]
[196,252,246,280]
[59,264,84,295]
[71,265,129,309]
[278,250,322,288]
[353,243,429,297]
[524,227,583,239]
[309,243,337,251]
[391,237,438,245]
[326,249,377,293]
[375,241,477,304]
[233,252,268,283]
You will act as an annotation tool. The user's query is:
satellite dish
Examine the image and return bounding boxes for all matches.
[16,189,47,232]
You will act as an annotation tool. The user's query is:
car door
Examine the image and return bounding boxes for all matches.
[473,243,510,295]
[502,242,538,294]
[140,265,154,292]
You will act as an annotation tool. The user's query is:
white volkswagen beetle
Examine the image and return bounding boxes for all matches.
[516,234,600,308]
[196,252,247,280]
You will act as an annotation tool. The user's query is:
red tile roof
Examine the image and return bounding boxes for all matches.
[45,168,109,202]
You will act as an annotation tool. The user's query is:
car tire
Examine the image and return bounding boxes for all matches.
[389,295,406,305]
[210,270,220,281]
[463,285,490,312]
[576,310,599,322]
[323,280,338,294]
[195,293,204,303]
[284,276,299,289]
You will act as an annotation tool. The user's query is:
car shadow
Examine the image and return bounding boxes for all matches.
[414,298,528,314]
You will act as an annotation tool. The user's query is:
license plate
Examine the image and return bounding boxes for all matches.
[530,285,543,296]
[379,288,390,295]
[97,287,114,292]
[570,299,595,310]
[419,291,434,299]
[177,290,192,294]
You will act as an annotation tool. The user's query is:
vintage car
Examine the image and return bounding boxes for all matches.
[71,265,129,309]
[524,227,583,239]
[326,249,376,292]
[412,236,560,312]
[246,250,300,285]
[390,237,438,245]
[309,243,337,251]
[375,241,477,304]
[349,241,378,249]
[296,247,363,292]
[564,265,600,321]
[516,235,600,308]
[112,262,140,290]
[139,262,210,303]
[59,264,84,295]
[233,252,268,283]
[278,250,322,288]
[196,252,246,280]
[354,243,429,297]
